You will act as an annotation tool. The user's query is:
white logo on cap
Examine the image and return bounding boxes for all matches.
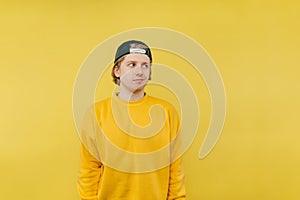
[130,48,146,54]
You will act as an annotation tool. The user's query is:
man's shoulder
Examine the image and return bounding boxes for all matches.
[148,95,169,103]
[147,95,177,111]
[93,95,177,111]
[93,97,112,110]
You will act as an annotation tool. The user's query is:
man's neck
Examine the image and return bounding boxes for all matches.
[117,88,145,102]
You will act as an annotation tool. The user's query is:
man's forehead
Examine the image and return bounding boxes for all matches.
[123,53,151,62]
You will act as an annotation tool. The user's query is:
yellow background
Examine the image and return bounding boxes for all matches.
[1,0,300,199]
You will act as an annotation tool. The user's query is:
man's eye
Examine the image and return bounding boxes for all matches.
[128,63,135,67]
[143,64,149,68]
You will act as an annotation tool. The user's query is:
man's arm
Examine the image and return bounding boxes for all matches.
[167,106,186,199]
[168,157,186,200]
[78,143,102,200]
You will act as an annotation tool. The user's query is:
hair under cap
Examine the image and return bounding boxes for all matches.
[114,40,152,63]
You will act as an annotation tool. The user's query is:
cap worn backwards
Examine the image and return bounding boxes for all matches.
[114,40,152,63]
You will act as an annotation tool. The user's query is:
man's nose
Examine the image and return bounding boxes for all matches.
[135,65,143,75]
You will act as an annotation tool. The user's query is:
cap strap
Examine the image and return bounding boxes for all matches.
[129,48,146,54]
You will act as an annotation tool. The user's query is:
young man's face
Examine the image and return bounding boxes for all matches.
[114,53,151,93]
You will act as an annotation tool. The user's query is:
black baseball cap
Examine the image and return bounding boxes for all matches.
[114,40,152,63]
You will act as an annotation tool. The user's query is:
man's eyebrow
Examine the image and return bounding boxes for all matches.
[125,60,149,63]
[125,60,136,64]
[125,60,150,64]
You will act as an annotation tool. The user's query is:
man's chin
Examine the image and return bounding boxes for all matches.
[133,85,146,92]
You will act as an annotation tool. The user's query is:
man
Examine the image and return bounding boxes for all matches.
[78,40,186,200]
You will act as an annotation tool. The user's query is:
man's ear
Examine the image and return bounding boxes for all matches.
[114,66,120,77]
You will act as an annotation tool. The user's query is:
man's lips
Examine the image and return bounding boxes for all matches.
[133,78,144,82]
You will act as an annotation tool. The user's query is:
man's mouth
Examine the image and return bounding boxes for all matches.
[133,79,144,82]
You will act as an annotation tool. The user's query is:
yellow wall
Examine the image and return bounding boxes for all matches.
[1,0,300,199]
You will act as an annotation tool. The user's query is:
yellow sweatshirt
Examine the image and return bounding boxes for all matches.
[78,94,186,200]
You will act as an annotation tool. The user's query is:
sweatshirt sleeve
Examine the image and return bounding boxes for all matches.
[168,158,186,200]
[167,106,186,199]
[77,143,102,200]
